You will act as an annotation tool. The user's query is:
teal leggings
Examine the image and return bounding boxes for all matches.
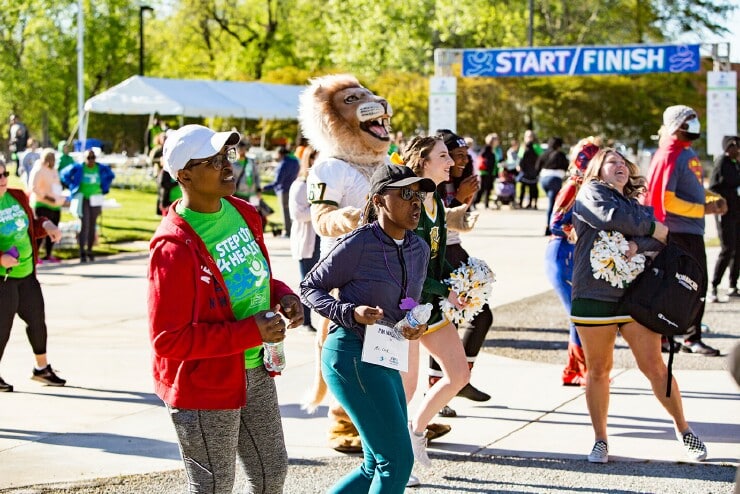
[322,327,413,493]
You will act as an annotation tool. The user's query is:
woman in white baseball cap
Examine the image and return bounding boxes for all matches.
[149,124,304,493]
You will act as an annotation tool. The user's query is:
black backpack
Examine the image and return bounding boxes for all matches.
[621,242,705,397]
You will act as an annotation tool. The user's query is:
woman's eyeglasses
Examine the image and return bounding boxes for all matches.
[393,187,426,202]
[186,147,237,171]
[0,171,10,178]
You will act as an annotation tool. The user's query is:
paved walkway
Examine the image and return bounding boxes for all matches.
[0,204,738,492]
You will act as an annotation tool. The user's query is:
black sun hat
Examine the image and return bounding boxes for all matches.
[369,164,436,197]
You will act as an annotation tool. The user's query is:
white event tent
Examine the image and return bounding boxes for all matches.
[83,75,305,120]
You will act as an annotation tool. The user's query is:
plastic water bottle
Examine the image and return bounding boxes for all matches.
[262,310,286,372]
[393,303,433,338]
[263,341,286,372]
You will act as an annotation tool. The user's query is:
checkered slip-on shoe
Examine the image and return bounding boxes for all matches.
[588,440,608,463]
[677,428,707,461]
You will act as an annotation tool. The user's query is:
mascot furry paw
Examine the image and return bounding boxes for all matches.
[298,74,392,453]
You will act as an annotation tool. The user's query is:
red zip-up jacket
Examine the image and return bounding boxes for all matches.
[147,196,294,409]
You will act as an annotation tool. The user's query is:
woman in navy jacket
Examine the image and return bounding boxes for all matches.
[301,164,434,493]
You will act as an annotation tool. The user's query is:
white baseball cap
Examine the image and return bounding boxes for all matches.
[162,124,240,176]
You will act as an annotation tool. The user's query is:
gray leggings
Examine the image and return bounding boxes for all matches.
[166,366,288,493]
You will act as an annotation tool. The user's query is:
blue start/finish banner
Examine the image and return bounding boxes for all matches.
[462,44,701,78]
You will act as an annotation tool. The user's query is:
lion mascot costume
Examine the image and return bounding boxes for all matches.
[298,74,392,452]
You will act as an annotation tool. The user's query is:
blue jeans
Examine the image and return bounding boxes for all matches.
[540,175,563,231]
[544,237,580,347]
[322,327,413,493]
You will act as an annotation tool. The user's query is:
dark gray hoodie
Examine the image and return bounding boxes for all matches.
[572,180,664,303]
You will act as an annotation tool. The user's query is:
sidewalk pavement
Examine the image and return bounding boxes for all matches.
[0,204,738,492]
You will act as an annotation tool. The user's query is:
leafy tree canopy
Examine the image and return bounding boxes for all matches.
[0,0,734,155]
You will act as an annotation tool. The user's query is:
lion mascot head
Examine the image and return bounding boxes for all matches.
[298,74,392,175]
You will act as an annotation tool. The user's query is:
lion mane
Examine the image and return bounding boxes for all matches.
[298,74,392,176]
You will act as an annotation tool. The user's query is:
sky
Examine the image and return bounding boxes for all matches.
[712,8,740,63]
[692,7,740,63]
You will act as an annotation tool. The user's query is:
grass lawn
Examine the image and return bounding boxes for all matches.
[6,173,283,260]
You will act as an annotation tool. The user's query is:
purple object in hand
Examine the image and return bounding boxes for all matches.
[6,246,19,259]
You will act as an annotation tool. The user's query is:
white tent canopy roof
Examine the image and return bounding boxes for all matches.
[83,75,304,119]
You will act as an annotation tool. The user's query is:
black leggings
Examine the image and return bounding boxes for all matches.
[34,205,61,258]
[80,199,102,254]
[712,216,740,288]
[0,275,47,362]
[474,174,495,208]
[518,181,539,207]
[429,243,493,377]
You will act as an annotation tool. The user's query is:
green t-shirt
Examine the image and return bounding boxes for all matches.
[177,199,271,369]
[58,154,75,174]
[169,184,183,202]
[80,164,103,198]
[233,158,258,199]
[0,194,34,279]
[33,200,61,211]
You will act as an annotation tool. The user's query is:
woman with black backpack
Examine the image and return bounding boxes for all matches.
[571,148,708,464]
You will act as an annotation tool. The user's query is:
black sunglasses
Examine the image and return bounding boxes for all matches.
[0,171,10,178]
[387,186,426,202]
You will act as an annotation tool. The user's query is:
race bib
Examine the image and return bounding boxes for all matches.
[361,323,408,372]
[89,194,104,207]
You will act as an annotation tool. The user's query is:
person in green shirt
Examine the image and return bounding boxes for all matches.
[56,142,75,175]
[59,150,115,262]
[0,161,66,392]
[150,124,303,493]
[232,140,261,202]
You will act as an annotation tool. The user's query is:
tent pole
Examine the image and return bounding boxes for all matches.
[76,0,86,150]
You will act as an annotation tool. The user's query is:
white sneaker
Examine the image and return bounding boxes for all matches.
[677,428,707,461]
[408,421,432,468]
[588,440,608,463]
[406,473,421,487]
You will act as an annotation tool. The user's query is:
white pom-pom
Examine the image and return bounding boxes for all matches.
[438,257,496,326]
[589,231,646,288]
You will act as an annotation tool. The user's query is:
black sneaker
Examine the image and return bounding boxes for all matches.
[457,383,491,402]
[0,376,13,392]
[661,337,688,353]
[31,365,66,386]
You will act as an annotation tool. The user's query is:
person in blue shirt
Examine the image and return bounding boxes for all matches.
[263,147,299,237]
